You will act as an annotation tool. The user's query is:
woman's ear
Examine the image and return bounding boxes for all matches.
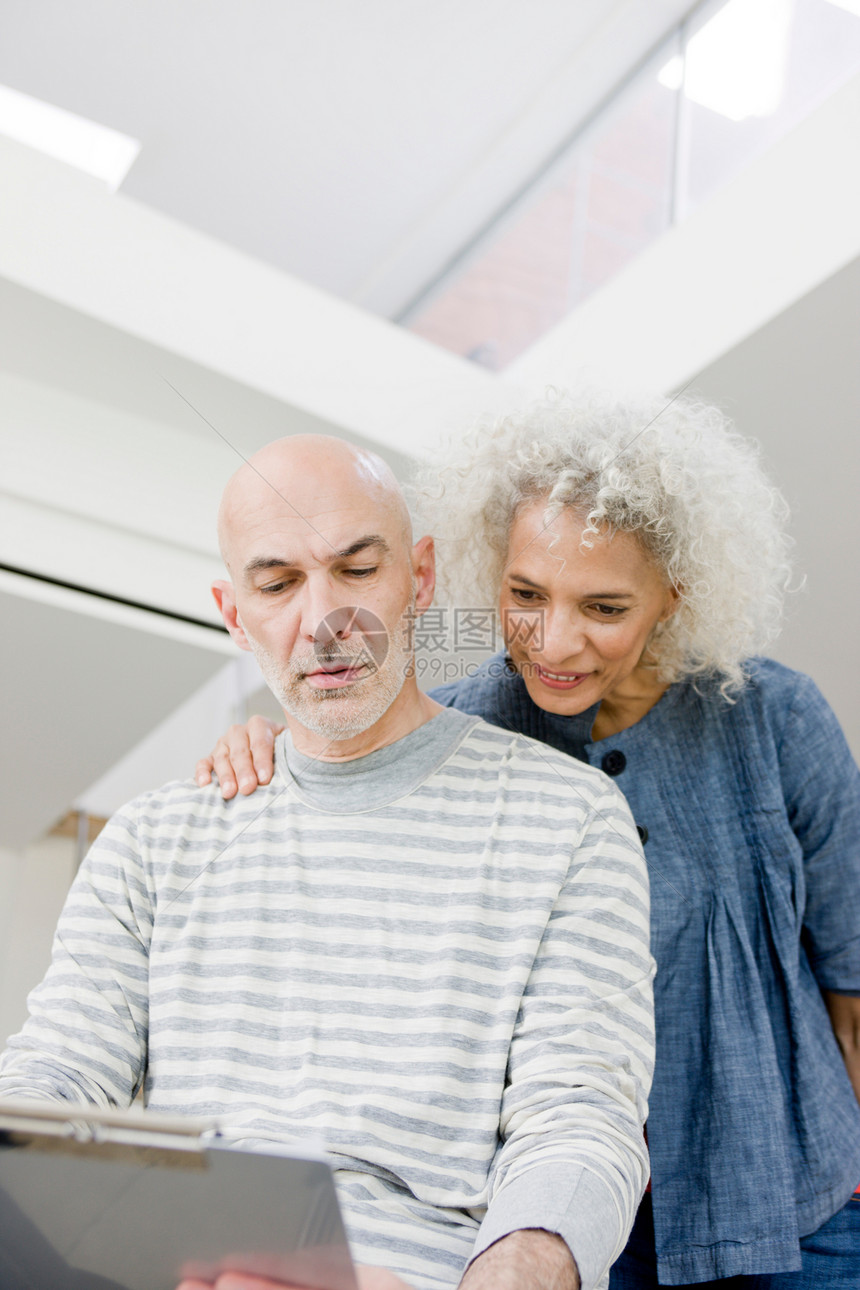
[660,582,682,622]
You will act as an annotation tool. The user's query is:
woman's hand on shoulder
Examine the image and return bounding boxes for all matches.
[195,715,284,799]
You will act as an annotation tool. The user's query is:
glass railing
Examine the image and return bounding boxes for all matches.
[403,0,860,370]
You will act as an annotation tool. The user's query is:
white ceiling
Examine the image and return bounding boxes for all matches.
[0,0,695,315]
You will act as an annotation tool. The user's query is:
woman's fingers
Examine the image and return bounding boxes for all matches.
[194,756,217,790]
[196,718,283,799]
[248,715,283,786]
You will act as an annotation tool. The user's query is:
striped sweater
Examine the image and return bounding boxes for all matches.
[0,710,654,1290]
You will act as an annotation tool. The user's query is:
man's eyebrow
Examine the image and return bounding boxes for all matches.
[243,536,392,577]
[335,535,392,560]
[244,557,296,575]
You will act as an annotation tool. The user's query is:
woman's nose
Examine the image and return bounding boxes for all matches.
[537,609,586,664]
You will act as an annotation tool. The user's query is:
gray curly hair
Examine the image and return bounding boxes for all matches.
[413,388,792,693]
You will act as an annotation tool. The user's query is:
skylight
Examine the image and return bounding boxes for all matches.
[659,0,793,121]
[826,0,860,17]
[0,83,140,191]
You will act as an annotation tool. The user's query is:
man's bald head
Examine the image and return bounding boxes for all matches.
[211,432,437,756]
[217,435,411,575]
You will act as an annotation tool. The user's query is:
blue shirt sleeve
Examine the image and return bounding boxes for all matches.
[778,672,860,994]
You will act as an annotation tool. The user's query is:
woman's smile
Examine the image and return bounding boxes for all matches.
[501,501,679,731]
[531,664,592,690]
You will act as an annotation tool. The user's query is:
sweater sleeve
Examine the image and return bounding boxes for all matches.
[0,802,152,1108]
[468,774,655,1290]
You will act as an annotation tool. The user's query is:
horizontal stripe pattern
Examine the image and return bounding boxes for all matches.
[0,713,654,1290]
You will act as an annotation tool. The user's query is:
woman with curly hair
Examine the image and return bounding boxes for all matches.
[199,390,860,1288]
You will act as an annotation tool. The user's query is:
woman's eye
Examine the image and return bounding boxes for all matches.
[591,603,625,617]
[510,587,541,603]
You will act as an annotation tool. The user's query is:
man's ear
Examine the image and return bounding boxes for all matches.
[410,535,436,615]
[212,580,252,652]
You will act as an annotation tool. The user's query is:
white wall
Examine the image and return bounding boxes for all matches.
[689,256,860,753]
[0,572,237,850]
[0,836,77,1048]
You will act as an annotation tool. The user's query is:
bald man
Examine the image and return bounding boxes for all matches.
[0,437,654,1290]
[213,436,439,759]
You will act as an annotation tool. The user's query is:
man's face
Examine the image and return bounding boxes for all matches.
[215,458,432,749]
[241,573,418,743]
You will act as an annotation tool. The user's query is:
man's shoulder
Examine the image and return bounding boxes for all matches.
[453,714,622,806]
[98,774,284,842]
[433,717,643,870]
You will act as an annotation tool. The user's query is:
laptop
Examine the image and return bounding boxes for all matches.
[0,1098,358,1290]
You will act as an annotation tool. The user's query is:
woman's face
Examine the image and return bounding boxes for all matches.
[499,501,679,718]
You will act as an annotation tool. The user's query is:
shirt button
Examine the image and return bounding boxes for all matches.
[637,825,649,845]
[601,749,627,776]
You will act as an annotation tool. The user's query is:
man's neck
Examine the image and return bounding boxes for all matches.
[285,685,443,762]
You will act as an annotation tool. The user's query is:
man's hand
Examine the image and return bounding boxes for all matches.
[177,1265,412,1290]
[459,1230,580,1290]
[195,716,283,799]
[175,1233,577,1290]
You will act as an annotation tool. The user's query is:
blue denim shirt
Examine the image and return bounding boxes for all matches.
[431,655,860,1284]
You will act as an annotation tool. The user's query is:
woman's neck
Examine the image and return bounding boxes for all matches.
[590,667,671,741]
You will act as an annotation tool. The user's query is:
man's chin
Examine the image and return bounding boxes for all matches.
[287,710,379,742]
[281,691,381,742]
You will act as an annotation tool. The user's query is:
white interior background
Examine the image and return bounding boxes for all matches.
[1,0,859,1045]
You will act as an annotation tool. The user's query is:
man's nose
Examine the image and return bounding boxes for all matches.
[299,580,354,645]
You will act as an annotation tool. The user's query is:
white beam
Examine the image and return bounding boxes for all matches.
[0,372,229,621]
[0,136,506,462]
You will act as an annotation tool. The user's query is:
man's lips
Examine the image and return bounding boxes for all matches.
[303,662,368,690]
[532,664,591,691]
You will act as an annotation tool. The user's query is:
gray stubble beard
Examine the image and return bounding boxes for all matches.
[242,606,415,742]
